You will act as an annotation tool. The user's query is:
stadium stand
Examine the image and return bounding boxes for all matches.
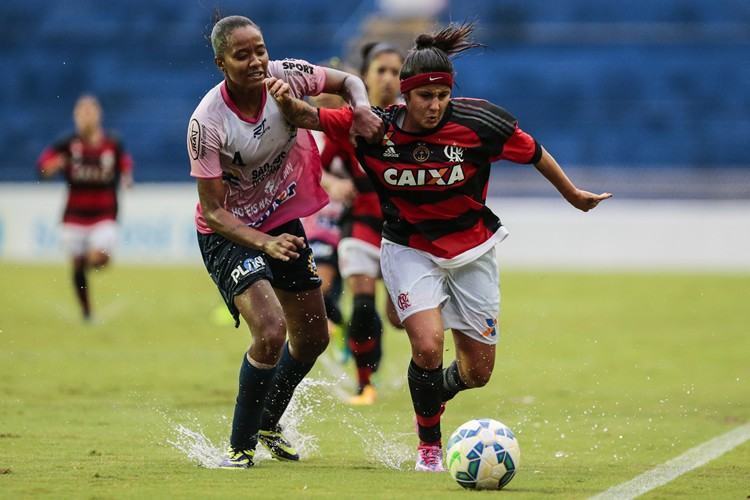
[0,0,748,183]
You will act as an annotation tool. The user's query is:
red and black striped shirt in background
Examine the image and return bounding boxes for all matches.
[37,133,133,225]
[319,133,384,248]
[319,98,542,260]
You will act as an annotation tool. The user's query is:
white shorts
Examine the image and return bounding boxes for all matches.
[61,221,118,258]
[338,237,381,279]
[380,240,500,345]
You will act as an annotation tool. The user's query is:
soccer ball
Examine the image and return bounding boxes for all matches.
[446,419,520,490]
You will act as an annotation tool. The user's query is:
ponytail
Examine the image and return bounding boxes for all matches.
[401,22,483,80]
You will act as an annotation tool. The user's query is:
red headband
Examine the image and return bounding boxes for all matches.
[400,72,454,94]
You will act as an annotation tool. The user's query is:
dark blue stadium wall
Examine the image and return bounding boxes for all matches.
[1,0,748,181]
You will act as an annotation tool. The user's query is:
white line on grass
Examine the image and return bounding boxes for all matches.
[590,423,750,500]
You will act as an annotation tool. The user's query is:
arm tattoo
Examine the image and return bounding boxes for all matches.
[280,98,322,131]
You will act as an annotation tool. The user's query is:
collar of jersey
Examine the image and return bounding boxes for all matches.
[220,81,267,124]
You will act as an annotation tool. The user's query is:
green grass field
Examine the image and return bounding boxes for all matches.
[1,263,748,498]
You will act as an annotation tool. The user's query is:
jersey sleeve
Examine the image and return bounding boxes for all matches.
[477,101,541,164]
[36,136,71,174]
[318,107,354,145]
[111,138,134,174]
[267,59,327,98]
[187,111,224,179]
[495,126,543,164]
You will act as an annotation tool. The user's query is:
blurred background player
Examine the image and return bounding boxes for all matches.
[189,15,380,469]
[338,42,405,405]
[37,94,133,321]
[302,62,358,363]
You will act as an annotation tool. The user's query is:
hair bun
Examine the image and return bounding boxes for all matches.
[415,33,435,49]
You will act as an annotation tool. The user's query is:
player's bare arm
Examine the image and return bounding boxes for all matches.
[197,177,304,261]
[534,147,613,212]
[39,153,66,178]
[321,67,382,141]
[265,77,324,131]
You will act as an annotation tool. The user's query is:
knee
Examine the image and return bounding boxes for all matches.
[251,320,287,363]
[88,252,110,269]
[289,316,329,363]
[411,336,443,370]
[299,326,329,361]
[461,367,493,388]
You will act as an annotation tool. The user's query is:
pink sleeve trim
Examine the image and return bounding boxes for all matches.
[190,173,223,179]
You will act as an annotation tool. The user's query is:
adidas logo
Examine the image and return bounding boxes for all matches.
[383,147,399,158]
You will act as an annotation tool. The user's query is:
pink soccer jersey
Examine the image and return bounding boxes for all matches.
[188,59,329,234]
[301,200,344,247]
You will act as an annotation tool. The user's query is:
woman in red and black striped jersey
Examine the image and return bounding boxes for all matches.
[266,22,611,471]
[38,94,134,321]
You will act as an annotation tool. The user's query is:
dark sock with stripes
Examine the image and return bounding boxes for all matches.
[259,342,315,431]
[347,294,382,391]
[323,292,343,325]
[442,360,469,402]
[73,265,90,319]
[408,360,444,445]
[230,354,276,450]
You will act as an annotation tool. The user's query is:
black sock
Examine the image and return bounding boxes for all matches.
[259,342,315,431]
[408,360,444,444]
[347,294,383,390]
[442,360,469,402]
[230,354,276,450]
[323,292,343,325]
[73,265,90,318]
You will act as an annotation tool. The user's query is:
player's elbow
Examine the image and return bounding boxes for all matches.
[201,204,225,232]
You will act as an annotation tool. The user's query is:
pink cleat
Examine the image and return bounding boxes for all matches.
[415,443,444,472]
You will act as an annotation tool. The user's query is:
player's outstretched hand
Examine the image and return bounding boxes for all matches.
[352,105,384,144]
[265,77,293,106]
[567,189,613,212]
[262,233,305,261]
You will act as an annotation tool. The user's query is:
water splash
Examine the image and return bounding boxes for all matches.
[168,423,226,469]
[166,377,412,470]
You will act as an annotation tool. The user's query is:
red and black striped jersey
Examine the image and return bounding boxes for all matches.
[319,132,383,248]
[319,98,541,260]
[37,133,133,225]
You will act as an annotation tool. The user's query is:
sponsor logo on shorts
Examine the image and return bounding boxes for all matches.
[307,252,319,279]
[480,318,497,338]
[231,255,266,283]
[397,292,411,311]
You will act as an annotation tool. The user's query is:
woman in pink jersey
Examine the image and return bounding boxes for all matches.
[266,22,611,473]
[187,15,380,469]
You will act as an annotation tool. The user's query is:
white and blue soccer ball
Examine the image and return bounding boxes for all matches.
[446,419,520,490]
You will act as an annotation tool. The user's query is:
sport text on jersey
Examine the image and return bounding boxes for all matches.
[281,60,315,75]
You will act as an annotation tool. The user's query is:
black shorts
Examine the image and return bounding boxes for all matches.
[197,219,322,327]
